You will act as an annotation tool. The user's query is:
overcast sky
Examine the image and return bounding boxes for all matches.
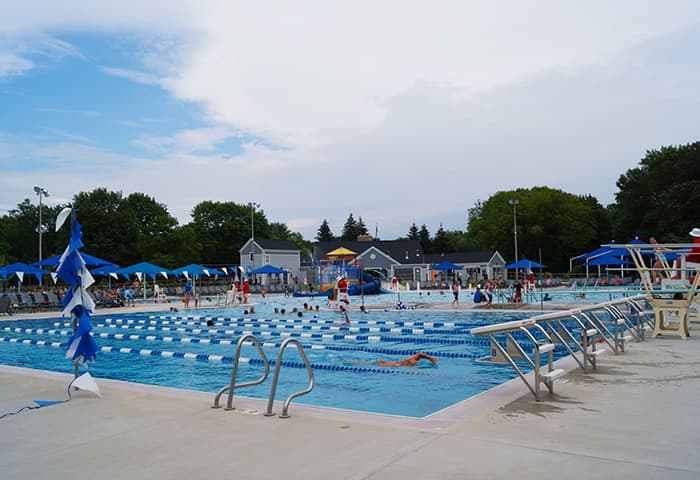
[1,1,699,240]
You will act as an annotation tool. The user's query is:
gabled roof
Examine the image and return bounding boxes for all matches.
[314,240,424,264]
[424,251,499,264]
[250,238,300,251]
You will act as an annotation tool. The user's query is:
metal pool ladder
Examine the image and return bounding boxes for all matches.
[211,334,314,419]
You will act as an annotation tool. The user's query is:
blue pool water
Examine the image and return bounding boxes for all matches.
[0,305,549,418]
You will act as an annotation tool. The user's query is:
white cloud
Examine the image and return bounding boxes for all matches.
[100,66,160,86]
[0,52,34,78]
[1,1,700,240]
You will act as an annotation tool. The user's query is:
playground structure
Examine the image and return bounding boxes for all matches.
[294,247,381,298]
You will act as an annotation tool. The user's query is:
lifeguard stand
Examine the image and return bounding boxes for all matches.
[614,242,700,339]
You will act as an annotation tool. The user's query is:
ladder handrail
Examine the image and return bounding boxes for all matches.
[265,338,315,419]
[212,333,270,410]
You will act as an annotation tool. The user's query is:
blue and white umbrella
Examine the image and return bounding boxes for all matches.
[55,207,98,367]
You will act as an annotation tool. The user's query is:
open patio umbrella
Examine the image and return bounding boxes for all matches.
[585,253,632,266]
[505,258,547,270]
[326,247,357,258]
[249,264,290,275]
[118,261,172,300]
[172,263,225,296]
[431,260,462,271]
[90,264,121,289]
[0,262,52,287]
[32,252,115,268]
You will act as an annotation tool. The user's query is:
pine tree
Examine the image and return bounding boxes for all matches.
[433,223,450,253]
[316,219,334,242]
[407,223,419,240]
[357,216,369,236]
[341,213,359,240]
[418,224,431,252]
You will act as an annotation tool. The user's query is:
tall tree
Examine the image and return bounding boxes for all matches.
[418,224,431,252]
[341,213,359,241]
[190,201,268,264]
[316,219,334,242]
[432,224,451,254]
[72,189,140,265]
[268,222,292,240]
[611,142,700,242]
[407,223,419,240]
[0,199,65,264]
[124,193,178,263]
[467,187,600,271]
[357,216,369,236]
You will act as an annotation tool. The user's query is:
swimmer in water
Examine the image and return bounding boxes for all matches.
[375,352,438,367]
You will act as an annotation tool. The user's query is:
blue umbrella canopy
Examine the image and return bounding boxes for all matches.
[585,253,632,266]
[431,261,462,271]
[572,243,616,262]
[118,261,172,280]
[172,263,225,277]
[506,258,547,270]
[33,252,115,268]
[90,264,121,277]
[0,262,52,282]
[249,264,290,275]
[55,207,98,367]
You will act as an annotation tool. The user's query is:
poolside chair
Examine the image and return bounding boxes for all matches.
[14,293,33,312]
[0,295,12,316]
[43,292,62,310]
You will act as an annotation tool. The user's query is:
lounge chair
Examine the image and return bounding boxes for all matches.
[14,293,32,312]
[0,295,12,316]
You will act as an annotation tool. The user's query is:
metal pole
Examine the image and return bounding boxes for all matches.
[34,186,49,285]
[509,199,519,280]
[249,202,260,272]
[38,193,43,265]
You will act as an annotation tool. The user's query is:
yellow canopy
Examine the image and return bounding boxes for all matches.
[326,247,357,257]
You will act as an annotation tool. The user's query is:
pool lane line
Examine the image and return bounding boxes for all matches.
[74,323,478,343]
[0,324,490,350]
[89,322,492,346]
[0,336,424,376]
[142,314,496,329]
[11,326,486,359]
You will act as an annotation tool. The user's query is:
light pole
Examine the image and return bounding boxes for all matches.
[34,186,49,264]
[508,199,519,280]
[248,202,260,270]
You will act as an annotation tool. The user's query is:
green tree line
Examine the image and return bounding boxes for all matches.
[2,142,698,272]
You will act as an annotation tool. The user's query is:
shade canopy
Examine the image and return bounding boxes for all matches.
[0,262,52,281]
[118,261,172,280]
[506,258,547,270]
[172,263,225,277]
[90,264,121,277]
[326,247,357,257]
[431,260,462,271]
[32,252,115,268]
[585,253,632,266]
[249,264,290,275]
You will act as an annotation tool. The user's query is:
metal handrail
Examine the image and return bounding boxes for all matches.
[212,334,270,410]
[470,295,651,400]
[265,338,315,419]
[470,294,647,336]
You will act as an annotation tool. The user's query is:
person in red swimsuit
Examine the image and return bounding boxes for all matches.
[376,352,438,367]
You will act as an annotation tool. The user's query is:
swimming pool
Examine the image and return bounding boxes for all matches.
[0,306,556,418]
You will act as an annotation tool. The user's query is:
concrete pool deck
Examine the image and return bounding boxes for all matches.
[2,302,699,479]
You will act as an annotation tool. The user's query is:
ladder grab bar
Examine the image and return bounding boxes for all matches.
[212,334,270,410]
[265,338,315,419]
